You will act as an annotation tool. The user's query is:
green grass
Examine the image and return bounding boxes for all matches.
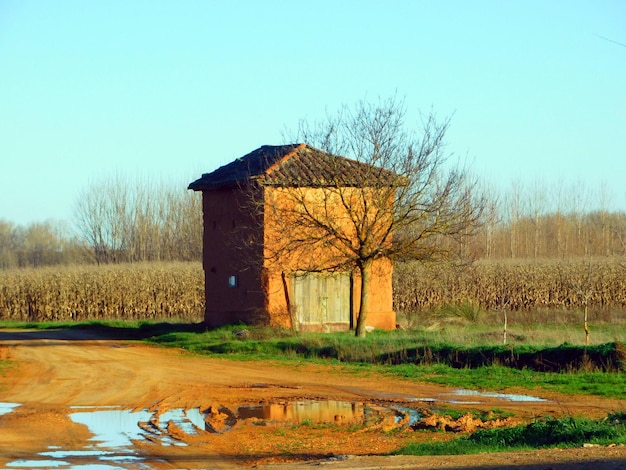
[400,307,626,347]
[396,413,626,456]
[138,326,626,399]
[1,321,625,399]
[1,319,624,458]
[143,326,626,400]
[386,363,626,399]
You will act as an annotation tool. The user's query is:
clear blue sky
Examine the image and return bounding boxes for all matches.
[1,0,625,226]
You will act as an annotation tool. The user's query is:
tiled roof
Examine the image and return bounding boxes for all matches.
[188,143,403,190]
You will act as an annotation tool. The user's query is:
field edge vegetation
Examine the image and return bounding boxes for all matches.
[1,259,626,330]
[394,413,626,456]
[1,321,624,400]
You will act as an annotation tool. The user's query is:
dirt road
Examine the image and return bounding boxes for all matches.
[0,329,624,469]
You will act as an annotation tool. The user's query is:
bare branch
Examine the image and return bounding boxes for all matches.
[249,97,485,336]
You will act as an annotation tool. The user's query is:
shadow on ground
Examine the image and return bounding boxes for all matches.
[0,322,207,342]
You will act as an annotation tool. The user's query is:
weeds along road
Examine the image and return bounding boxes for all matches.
[0,328,624,469]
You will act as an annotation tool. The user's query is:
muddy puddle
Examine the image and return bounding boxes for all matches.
[1,400,418,468]
[1,389,549,467]
[450,388,548,403]
[0,402,19,417]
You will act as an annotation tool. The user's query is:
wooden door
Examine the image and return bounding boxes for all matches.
[292,272,350,328]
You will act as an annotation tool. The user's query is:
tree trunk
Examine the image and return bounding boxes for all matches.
[355,261,372,338]
[502,309,507,345]
[583,299,589,345]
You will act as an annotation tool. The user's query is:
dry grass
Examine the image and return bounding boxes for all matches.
[0,262,204,322]
[400,315,625,347]
[394,258,626,346]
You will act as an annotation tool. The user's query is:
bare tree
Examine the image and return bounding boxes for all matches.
[550,179,567,258]
[505,179,524,259]
[527,179,548,259]
[570,180,591,257]
[598,181,614,256]
[476,182,500,260]
[257,97,486,337]
[74,174,128,264]
[0,219,18,268]
[74,173,202,264]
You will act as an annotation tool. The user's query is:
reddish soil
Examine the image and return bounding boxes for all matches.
[0,329,624,469]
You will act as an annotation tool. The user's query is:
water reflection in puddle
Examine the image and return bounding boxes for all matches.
[5,407,201,468]
[451,389,548,402]
[69,407,201,447]
[0,402,20,416]
[6,460,70,468]
[235,400,423,427]
[161,407,206,433]
[4,400,422,467]
[237,400,367,423]
[341,386,549,406]
[70,408,153,447]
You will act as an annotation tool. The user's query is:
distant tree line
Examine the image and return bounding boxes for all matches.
[0,174,203,269]
[475,209,626,259]
[466,180,626,260]
[0,219,86,268]
[1,174,624,270]
[74,174,202,264]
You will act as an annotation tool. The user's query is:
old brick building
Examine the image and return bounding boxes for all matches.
[189,144,396,331]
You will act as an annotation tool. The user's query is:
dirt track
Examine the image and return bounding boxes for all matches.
[0,329,624,469]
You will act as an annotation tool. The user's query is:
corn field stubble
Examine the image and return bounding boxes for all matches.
[0,262,205,322]
[394,258,626,313]
[0,258,624,348]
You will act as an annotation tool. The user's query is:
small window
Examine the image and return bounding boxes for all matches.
[228,275,238,288]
